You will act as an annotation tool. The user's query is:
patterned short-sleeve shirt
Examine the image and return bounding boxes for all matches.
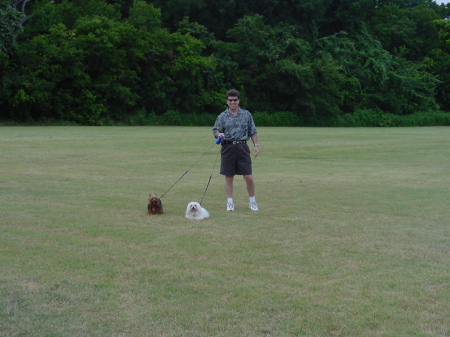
[212,108,257,141]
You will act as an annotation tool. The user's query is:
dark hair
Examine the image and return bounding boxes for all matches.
[226,89,240,98]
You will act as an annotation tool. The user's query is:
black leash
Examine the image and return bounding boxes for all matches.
[200,147,221,205]
[160,142,217,199]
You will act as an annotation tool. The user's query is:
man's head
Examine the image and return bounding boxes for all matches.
[226,89,240,110]
[226,89,240,99]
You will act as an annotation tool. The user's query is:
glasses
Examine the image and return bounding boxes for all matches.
[227,98,239,102]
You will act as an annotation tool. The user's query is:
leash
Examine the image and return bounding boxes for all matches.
[160,142,217,199]
[200,147,221,205]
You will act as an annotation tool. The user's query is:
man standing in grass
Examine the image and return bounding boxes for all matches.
[213,89,259,211]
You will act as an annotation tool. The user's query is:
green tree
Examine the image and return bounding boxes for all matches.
[217,15,350,121]
[7,24,98,123]
[5,7,147,124]
[0,1,23,117]
[151,0,328,41]
[316,31,438,115]
[127,0,222,115]
[428,19,450,111]
[72,15,143,121]
[0,0,23,53]
[139,30,221,115]
[1,0,448,124]
[369,4,440,61]
[127,0,161,32]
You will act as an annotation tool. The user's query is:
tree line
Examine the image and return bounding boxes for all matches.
[1,0,450,125]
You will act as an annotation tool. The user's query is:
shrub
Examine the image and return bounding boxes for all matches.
[128,109,158,126]
[388,112,450,126]
[252,112,275,126]
[161,110,183,126]
[332,110,450,127]
[335,109,393,127]
[253,111,302,127]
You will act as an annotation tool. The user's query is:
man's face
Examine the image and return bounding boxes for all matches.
[227,96,239,109]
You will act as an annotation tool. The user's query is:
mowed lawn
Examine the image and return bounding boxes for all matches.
[0,126,449,337]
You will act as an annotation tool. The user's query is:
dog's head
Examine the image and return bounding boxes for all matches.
[149,194,160,206]
[187,201,201,213]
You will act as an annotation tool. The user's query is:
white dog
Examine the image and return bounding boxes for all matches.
[185,202,210,220]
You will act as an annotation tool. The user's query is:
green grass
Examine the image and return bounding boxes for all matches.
[1,126,449,337]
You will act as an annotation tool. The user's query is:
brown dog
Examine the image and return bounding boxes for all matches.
[147,193,164,214]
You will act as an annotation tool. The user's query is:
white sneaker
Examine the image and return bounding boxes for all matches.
[249,201,259,211]
[227,202,235,211]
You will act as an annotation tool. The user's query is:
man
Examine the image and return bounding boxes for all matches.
[212,89,259,211]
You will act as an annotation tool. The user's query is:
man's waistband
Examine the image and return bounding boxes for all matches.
[222,140,247,145]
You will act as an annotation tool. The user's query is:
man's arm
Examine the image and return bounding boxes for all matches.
[250,133,259,157]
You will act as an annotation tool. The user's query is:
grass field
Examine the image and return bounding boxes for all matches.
[1,126,449,337]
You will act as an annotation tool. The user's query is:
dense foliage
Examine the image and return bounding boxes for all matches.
[1,0,450,125]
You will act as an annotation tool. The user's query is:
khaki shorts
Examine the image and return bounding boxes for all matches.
[220,143,252,176]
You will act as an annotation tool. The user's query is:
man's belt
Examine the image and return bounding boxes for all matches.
[222,140,247,145]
